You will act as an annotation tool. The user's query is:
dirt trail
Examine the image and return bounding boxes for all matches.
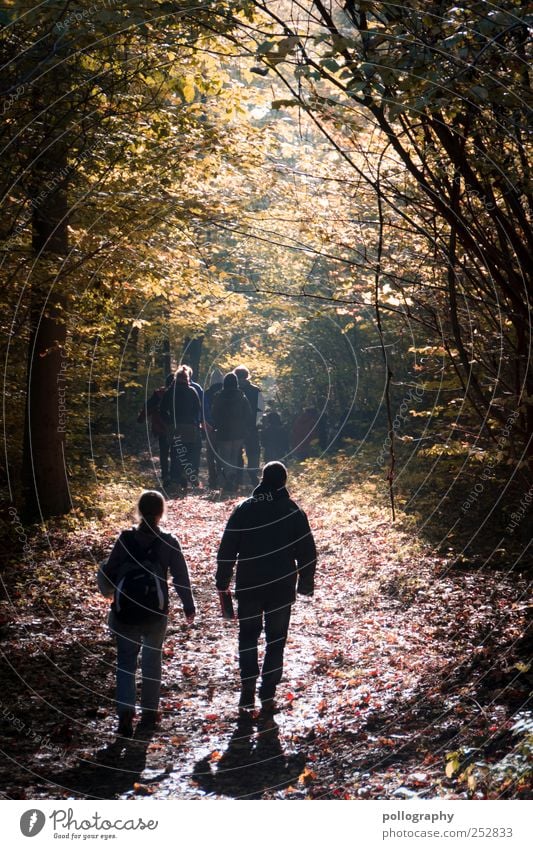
[0,485,529,799]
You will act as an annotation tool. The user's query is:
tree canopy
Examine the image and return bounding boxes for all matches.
[1,0,531,538]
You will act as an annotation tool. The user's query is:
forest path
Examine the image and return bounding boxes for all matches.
[0,476,529,799]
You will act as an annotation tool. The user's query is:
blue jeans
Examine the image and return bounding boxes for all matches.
[108,611,167,715]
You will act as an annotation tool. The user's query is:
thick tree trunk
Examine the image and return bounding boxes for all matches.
[22,149,71,520]
[182,336,203,381]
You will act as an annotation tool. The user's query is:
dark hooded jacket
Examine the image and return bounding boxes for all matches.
[237,378,261,427]
[216,483,317,604]
[212,388,253,441]
[137,386,168,437]
[160,380,200,440]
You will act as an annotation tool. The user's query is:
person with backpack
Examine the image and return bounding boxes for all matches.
[234,365,264,486]
[137,374,174,486]
[216,462,317,714]
[160,365,201,492]
[211,372,253,492]
[98,490,195,737]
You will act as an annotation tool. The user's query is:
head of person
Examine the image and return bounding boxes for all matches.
[223,372,238,391]
[184,365,194,380]
[136,490,165,529]
[261,461,287,490]
[175,365,190,385]
[165,373,174,388]
[234,366,250,383]
[209,368,224,388]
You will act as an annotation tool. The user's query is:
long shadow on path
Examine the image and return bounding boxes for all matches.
[192,715,306,799]
[40,727,160,799]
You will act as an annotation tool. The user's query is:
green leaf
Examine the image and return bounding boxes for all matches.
[321,58,341,73]
[257,40,276,55]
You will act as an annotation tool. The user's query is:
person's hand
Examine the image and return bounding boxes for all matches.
[186,613,195,625]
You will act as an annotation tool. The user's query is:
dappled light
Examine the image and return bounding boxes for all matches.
[0,0,531,807]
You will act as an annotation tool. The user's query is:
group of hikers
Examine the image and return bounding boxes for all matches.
[138,364,327,493]
[98,461,317,738]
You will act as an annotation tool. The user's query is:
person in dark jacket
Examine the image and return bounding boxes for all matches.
[160,365,201,492]
[291,407,320,459]
[184,366,204,487]
[260,411,290,463]
[203,369,224,488]
[234,366,264,486]
[212,372,253,492]
[100,490,195,737]
[216,461,317,713]
[137,374,174,485]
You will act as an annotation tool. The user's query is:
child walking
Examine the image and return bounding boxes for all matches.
[100,490,195,737]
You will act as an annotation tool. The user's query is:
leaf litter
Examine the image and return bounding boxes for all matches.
[0,474,530,800]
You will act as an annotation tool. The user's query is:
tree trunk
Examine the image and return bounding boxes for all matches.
[161,300,172,378]
[22,148,71,520]
[182,336,203,381]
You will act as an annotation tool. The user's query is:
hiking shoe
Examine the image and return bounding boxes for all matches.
[238,688,256,711]
[259,698,277,716]
[138,710,161,730]
[117,711,134,738]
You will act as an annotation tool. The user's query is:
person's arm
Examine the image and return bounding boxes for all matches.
[211,394,221,430]
[98,531,131,596]
[159,388,172,425]
[202,391,211,425]
[193,384,204,407]
[138,390,160,426]
[167,535,196,622]
[146,390,161,415]
[256,390,265,425]
[101,532,127,582]
[293,510,317,596]
[216,508,241,591]
[191,386,201,423]
[242,396,254,431]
